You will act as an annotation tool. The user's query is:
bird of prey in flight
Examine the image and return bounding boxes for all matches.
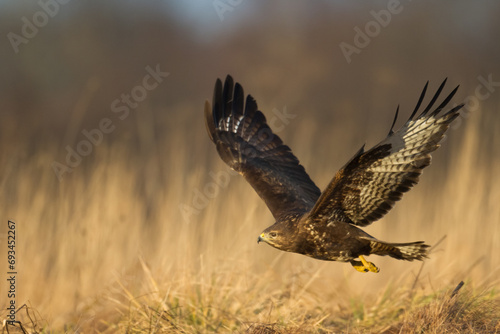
[205,75,463,273]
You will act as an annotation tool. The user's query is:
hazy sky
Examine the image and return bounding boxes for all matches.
[2,0,497,43]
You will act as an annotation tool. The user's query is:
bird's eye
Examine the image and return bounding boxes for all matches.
[269,232,277,238]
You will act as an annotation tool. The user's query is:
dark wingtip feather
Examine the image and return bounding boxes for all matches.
[212,78,223,128]
[388,105,399,136]
[224,75,233,89]
[406,81,428,124]
[441,103,464,124]
[222,76,234,123]
[232,83,245,116]
[430,84,460,117]
[232,83,245,129]
[420,78,447,117]
[447,103,465,116]
[245,95,258,115]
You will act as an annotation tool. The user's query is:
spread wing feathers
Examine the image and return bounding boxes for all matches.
[205,75,321,220]
[309,79,464,227]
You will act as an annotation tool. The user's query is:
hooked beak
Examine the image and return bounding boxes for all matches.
[257,233,265,244]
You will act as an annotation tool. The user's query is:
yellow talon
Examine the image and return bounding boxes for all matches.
[350,260,369,273]
[359,255,380,273]
[350,256,380,273]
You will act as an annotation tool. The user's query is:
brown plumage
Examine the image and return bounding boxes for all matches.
[205,75,464,273]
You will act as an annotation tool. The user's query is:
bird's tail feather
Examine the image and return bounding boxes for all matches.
[364,238,430,261]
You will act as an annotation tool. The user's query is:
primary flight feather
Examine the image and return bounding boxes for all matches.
[205,75,463,273]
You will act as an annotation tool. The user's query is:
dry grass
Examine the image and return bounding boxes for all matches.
[5,268,499,333]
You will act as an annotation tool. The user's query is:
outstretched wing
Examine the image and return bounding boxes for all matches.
[205,75,321,220]
[309,79,464,227]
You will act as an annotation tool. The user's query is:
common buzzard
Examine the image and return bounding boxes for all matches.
[205,75,463,273]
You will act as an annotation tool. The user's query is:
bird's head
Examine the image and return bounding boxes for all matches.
[257,223,295,251]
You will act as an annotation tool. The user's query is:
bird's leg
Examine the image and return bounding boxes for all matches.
[350,260,369,273]
[350,256,380,273]
[359,255,380,273]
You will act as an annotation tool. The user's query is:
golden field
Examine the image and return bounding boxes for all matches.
[1,2,500,333]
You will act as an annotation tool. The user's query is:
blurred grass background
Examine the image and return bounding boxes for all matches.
[0,1,499,331]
